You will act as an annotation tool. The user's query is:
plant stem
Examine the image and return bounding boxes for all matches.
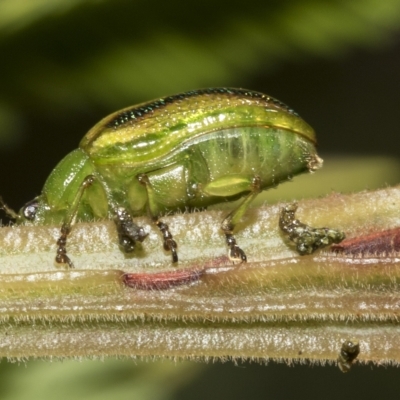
[0,185,399,365]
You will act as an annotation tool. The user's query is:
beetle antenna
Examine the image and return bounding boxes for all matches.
[0,196,20,221]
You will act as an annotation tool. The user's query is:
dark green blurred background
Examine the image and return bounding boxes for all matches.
[0,0,400,398]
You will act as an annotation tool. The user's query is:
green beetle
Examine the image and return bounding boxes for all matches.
[1,88,322,267]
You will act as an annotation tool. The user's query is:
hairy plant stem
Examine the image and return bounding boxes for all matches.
[0,185,399,365]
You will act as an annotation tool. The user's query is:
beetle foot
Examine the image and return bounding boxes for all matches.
[114,207,148,253]
[279,203,345,255]
[156,221,178,263]
[225,234,247,263]
[55,224,74,268]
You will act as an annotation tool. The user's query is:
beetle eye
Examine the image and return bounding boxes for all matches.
[23,199,39,221]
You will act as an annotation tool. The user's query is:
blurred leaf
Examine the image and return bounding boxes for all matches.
[0,103,24,149]
[0,0,89,33]
[0,359,204,400]
[1,0,400,126]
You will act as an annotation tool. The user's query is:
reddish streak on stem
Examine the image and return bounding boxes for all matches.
[123,255,230,290]
[123,268,205,290]
[331,227,400,255]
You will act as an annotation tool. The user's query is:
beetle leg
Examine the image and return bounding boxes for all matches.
[138,173,179,263]
[279,203,345,254]
[55,223,73,268]
[156,221,178,263]
[114,207,148,253]
[55,175,96,268]
[221,176,261,263]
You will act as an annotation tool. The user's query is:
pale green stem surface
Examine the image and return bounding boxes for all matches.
[0,185,399,365]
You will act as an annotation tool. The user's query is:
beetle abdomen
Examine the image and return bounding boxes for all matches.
[191,126,316,185]
[108,125,320,215]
